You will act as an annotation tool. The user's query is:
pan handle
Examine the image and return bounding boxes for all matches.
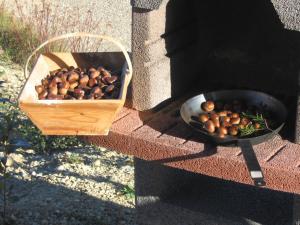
[238,140,266,187]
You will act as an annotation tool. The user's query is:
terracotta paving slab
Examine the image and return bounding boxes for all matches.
[86,106,300,195]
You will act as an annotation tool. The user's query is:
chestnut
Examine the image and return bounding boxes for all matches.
[231,113,240,119]
[218,133,226,139]
[69,81,79,90]
[52,76,62,83]
[88,78,98,87]
[201,101,215,112]
[80,85,91,92]
[42,79,49,87]
[48,86,58,95]
[229,126,239,136]
[97,66,105,72]
[100,84,108,90]
[48,79,58,88]
[218,111,227,117]
[105,84,115,93]
[204,120,215,133]
[218,126,228,135]
[68,72,79,82]
[210,113,219,121]
[94,93,104,99]
[38,90,48,100]
[198,113,209,123]
[89,67,97,73]
[79,75,89,85]
[254,123,261,129]
[60,73,68,82]
[223,116,231,123]
[240,118,250,126]
[68,66,75,71]
[91,86,102,94]
[90,70,100,79]
[212,119,220,128]
[239,124,246,129]
[102,69,111,77]
[230,117,241,125]
[222,121,232,127]
[74,88,85,98]
[58,88,68,95]
[103,75,118,84]
[35,85,44,94]
[58,81,70,90]
[211,113,220,128]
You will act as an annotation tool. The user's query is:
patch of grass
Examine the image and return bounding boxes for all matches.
[121,185,135,199]
[0,9,38,65]
[64,153,83,164]
[0,97,85,153]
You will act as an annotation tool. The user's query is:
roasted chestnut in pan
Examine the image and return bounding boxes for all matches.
[196,99,270,138]
[201,101,214,112]
[229,126,239,136]
[204,120,215,133]
[230,117,240,125]
[218,126,228,135]
[199,113,209,123]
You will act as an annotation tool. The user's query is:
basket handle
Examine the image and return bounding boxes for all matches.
[24,32,133,84]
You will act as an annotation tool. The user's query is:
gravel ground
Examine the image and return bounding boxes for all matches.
[0,56,135,225]
[0,1,134,223]
[4,147,135,225]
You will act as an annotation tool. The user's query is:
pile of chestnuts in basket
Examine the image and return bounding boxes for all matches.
[35,66,121,100]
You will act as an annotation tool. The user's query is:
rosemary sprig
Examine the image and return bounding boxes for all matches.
[240,124,256,137]
[241,112,267,128]
[239,112,268,137]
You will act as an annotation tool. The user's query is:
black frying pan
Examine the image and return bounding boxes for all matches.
[180,90,287,186]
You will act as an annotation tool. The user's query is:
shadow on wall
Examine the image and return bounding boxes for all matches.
[164,0,300,98]
[136,0,300,142]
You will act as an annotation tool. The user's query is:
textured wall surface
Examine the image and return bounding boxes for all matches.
[131,0,163,10]
[131,0,199,110]
[271,0,300,31]
[131,0,300,111]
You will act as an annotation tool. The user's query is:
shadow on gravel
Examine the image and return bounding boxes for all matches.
[16,148,133,193]
[0,176,135,225]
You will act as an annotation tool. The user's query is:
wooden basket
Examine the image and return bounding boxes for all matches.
[18,32,132,136]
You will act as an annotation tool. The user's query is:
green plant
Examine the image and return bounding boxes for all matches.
[239,112,270,137]
[0,96,85,153]
[0,9,38,65]
[64,153,83,164]
[120,185,135,199]
[18,121,84,153]
[0,98,19,225]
